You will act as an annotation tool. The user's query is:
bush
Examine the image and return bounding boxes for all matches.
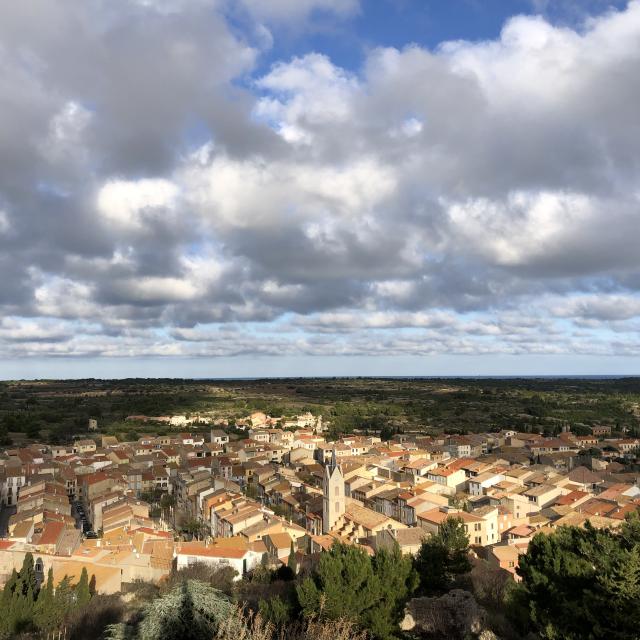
[105,580,235,640]
[163,563,237,597]
[215,607,369,640]
[67,595,127,640]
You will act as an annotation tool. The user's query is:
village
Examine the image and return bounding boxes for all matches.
[1,409,639,596]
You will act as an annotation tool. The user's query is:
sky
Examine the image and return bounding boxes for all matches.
[1,0,639,379]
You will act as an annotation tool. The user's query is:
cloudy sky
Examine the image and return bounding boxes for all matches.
[1,0,639,378]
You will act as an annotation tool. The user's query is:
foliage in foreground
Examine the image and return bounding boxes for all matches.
[105,579,234,640]
[414,517,471,595]
[513,512,640,640]
[215,607,369,640]
[296,542,418,639]
[0,554,95,639]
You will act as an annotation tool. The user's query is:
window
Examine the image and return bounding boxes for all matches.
[474,523,481,531]
[335,486,340,497]
[475,536,482,544]
[335,502,340,512]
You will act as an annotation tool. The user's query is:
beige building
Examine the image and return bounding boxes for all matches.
[417,506,499,547]
[426,467,467,494]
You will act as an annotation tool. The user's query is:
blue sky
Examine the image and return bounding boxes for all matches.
[260,0,628,70]
[0,0,639,378]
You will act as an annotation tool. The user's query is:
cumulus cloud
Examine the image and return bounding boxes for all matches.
[1,0,640,363]
[97,179,180,229]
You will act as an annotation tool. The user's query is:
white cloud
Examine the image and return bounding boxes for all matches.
[445,191,592,266]
[182,151,396,228]
[254,53,359,142]
[109,276,199,304]
[96,178,180,229]
[2,1,640,363]
[0,210,9,234]
[552,294,640,321]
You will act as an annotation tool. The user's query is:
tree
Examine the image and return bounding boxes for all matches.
[296,542,416,639]
[379,424,395,442]
[259,595,292,627]
[34,568,56,631]
[297,543,379,624]
[76,567,92,607]
[0,554,39,637]
[415,517,471,594]
[181,519,206,540]
[14,554,37,626]
[368,544,418,639]
[287,542,298,576]
[515,514,640,639]
[105,580,234,640]
[0,568,19,635]
[17,552,37,597]
[53,575,75,627]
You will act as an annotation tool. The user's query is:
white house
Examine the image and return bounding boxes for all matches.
[176,541,263,579]
[468,472,505,496]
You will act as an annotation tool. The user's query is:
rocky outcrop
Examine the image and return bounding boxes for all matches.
[400,589,497,639]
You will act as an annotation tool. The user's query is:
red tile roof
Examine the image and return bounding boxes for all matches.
[38,520,65,545]
[178,542,247,559]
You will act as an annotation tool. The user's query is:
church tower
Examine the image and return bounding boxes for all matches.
[323,449,345,534]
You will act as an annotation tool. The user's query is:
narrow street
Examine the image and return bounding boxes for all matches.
[0,505,16,537]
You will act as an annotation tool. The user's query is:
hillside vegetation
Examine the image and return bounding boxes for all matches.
[1,377,640,444]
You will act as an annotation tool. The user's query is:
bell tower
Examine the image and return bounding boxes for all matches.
[323,449,345,534]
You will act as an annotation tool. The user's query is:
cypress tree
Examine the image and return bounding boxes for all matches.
[75,567,91,607]
[18,553,37,597]
[2,568,18,600]
[2,553,39,635]
[52,575,74,627]
[0,569,19,637]
[287,541,297,575]
[35,568,56,631]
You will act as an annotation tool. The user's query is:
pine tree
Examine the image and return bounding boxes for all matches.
[130,579,234,640]
[517,517,640,639]
[297,542,381,624]
[296,541,418,640]
[75,567,92,607]
[368,543,419,639]
[415,516,471,594]
[259,595,291,627]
